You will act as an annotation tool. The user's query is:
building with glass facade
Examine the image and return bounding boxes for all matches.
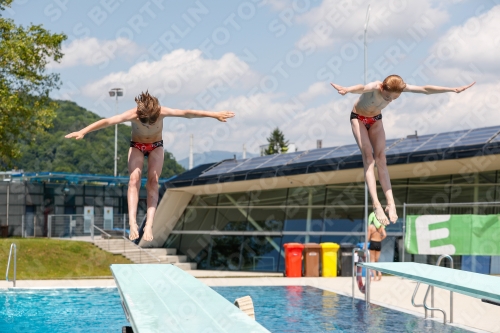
[140,125,500,274]
[0,172,160,237]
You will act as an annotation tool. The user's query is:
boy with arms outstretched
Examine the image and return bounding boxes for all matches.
[331,75,474,225]
[66,91,234,241]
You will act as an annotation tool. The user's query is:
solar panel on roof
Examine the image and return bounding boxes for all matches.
[385,134,435,155]
[327,144,359,158]
[200,160,244,177]
[228,154,281,172]
[490,133,500,142]
[258,151,303,168]
[287,147,339,164]
[415,130,468,152]
[452,126,500,146]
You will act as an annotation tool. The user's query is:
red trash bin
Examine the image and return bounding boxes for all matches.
[283,243,305,277]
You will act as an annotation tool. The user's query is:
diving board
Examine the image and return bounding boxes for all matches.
[358,262,500,304]
[111,264,270,333]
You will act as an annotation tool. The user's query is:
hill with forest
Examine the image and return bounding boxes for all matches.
[13,100,185,178]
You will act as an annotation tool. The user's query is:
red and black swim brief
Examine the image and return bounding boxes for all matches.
[130,140,163,156]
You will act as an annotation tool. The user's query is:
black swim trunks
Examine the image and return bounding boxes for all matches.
[368,241,382,252]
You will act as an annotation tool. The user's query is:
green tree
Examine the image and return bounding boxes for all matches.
[0,0,66,165]
[264,127,289,155]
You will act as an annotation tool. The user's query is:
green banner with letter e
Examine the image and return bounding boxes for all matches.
[405,214,500,255]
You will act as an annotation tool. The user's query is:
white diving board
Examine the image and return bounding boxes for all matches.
[358,262,500,304]
[111,264,271,333]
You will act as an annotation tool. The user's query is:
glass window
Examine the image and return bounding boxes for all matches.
[164,233,181,248]
[246,208,285,232]
[214,208,248,231]
[249,188,288,207]
[408,175,452,185]
[407,186,450,204]
[240,236,282,272]
[182,208,215,231]
[178,234,211,269]
[320,235,361,246]
[478,171,496,184]
[287,186,326,206]
[189,194,218,207]
[284,208,324,232]
[376,185,407,206]
[209,235,243,270]
[172,212,184,231]
[450,174,476,203]
[217,192,249,207]
[323,206,363,233]
[326,183,365,206]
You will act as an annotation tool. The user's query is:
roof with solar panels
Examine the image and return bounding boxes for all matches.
[165,125,500,188]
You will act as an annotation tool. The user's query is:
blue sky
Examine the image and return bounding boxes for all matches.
[7,0,500,160]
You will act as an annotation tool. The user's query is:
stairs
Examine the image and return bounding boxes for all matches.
[93,239,197,270]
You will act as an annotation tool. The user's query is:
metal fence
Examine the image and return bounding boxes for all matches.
[45,214,146,238]
[402,201,500,263]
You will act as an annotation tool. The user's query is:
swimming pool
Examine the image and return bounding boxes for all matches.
[0,286,473,332]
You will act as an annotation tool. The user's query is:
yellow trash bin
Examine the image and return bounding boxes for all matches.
[320,243,340,277]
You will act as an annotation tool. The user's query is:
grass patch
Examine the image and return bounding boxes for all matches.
[1,238,131,279]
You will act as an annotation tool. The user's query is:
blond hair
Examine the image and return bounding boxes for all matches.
[382,75,406,93]
[135,91,160,124]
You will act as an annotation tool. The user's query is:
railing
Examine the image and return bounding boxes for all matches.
[120,236,161,264]
[91,224,161,264]
[46,214,144,239]
[411,254,454,324]
[351,247,371,306]
[402,202,500,263]
[5,243,16,287]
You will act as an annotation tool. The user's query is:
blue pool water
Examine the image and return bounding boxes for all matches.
[0,286,472,332]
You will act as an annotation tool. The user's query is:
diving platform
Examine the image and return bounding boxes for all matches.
[358,262,500,304]
[111,264,270,333]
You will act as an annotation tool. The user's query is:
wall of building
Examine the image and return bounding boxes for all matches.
[164,171,500,273]
[0,181,148,237]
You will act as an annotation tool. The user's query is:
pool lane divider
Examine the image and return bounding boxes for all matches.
[110,264,271,333]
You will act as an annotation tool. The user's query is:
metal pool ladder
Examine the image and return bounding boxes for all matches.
[411,254,453,324]
[5,243,17,287]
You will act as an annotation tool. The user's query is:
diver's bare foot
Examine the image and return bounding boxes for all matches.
[373,205,389,226]
[385,204,398,223]
[129,223,139,240]
[143,225,153,242]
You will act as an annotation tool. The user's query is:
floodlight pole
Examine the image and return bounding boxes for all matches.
[363,5,371,247]
[109,88,123,177]
[363,4,371,293]
[114,95,118,177]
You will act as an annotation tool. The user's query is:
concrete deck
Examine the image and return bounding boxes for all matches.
[1,272,498,333]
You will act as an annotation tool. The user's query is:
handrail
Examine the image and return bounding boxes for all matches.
[6,243,16,287]
[91,224,161,264]
[92,224,113,239]
[431,255,454,322]
[121,236,161,263]
[351,247,370,306]
[411,254,454,324]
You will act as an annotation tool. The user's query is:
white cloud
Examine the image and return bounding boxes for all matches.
[81,49,260,105]
[49,37,142,69]
[295,0,448,49]
[265,0,294,11]
[429,5,500,73]
[298,82,330,102]
[383,81,500,138]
